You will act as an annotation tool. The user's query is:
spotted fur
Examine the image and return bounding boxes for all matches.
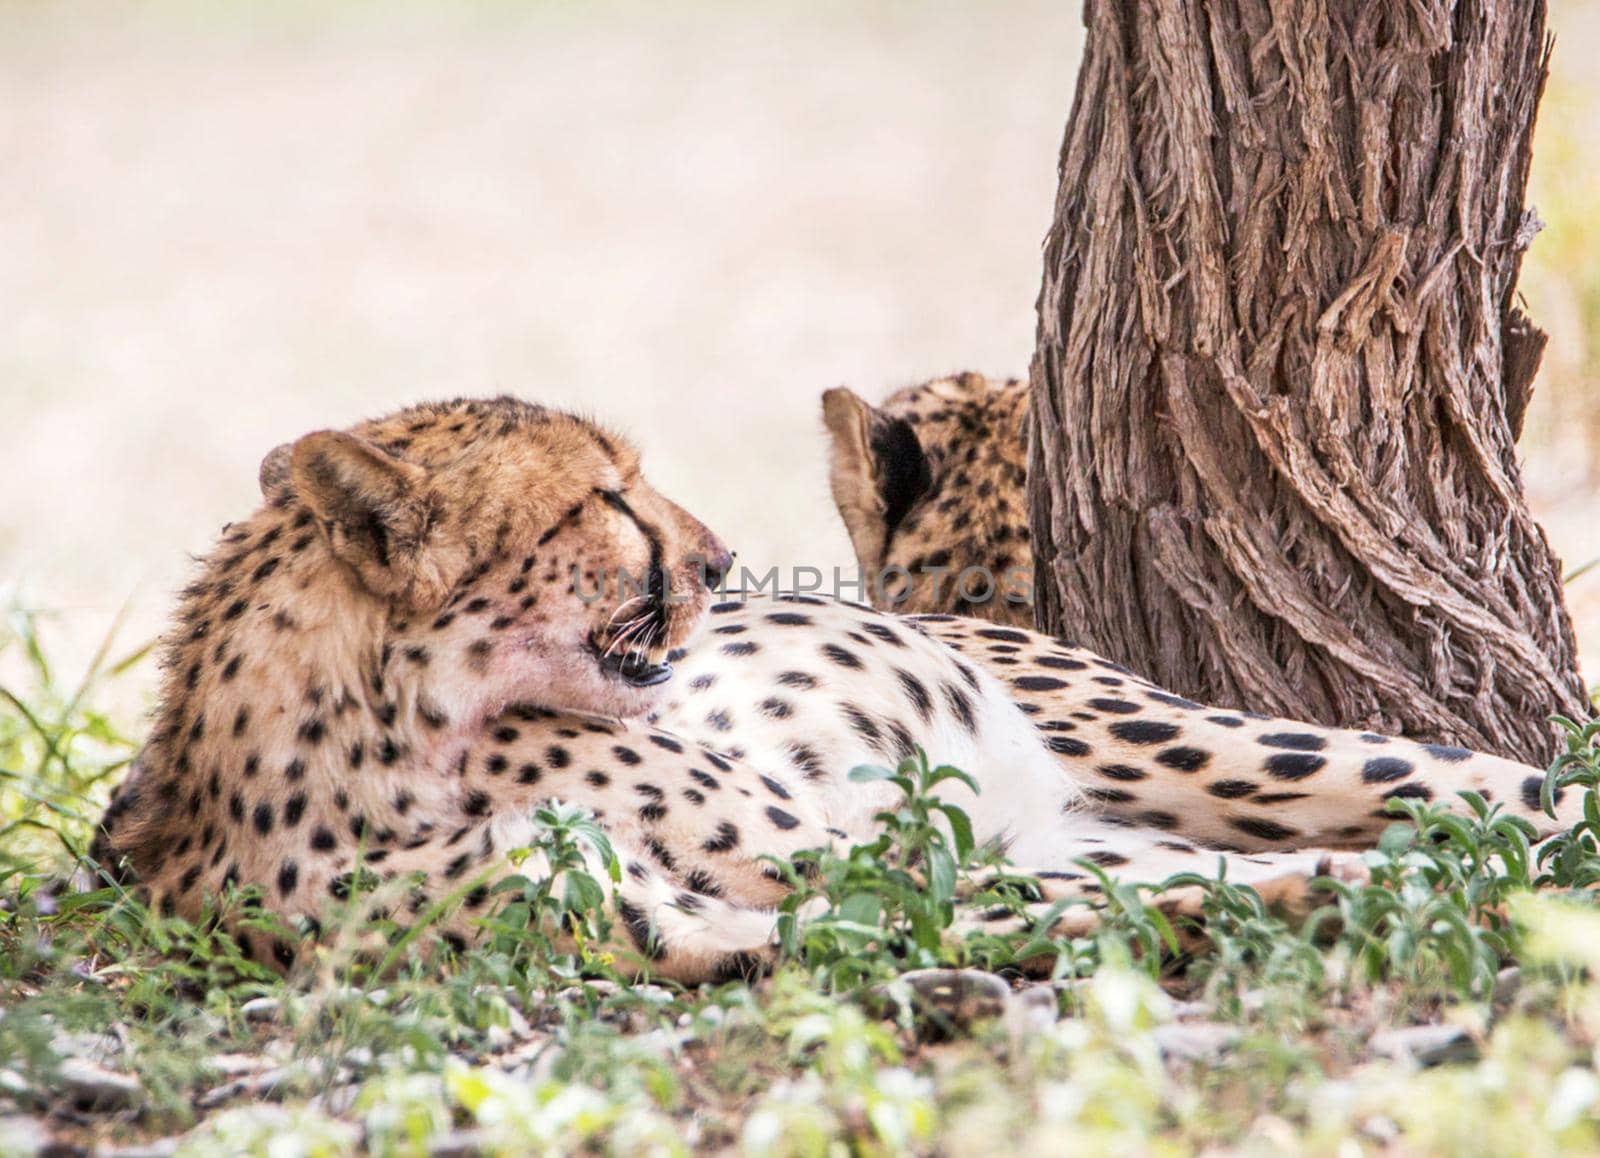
[823,372,1031,624]
[92,396,1569,981]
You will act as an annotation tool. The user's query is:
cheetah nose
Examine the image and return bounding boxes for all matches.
[701,548,734,591]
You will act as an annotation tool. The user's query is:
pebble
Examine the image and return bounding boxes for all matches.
[1370,1024,1478,1066]
[1150,1022,1242,1063]
[240,997,283,1023]
[0,1115,49,1157]
[58,1058,142,1110]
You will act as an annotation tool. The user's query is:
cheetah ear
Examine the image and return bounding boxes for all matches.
[821,387,931,570]
[258,442,293,501]
[287,431,443,607]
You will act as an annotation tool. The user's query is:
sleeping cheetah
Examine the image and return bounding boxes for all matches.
[823,371,1032,626]
[92,396,1571,982]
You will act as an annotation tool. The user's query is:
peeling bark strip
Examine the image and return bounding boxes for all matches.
[1028,0,1587,760]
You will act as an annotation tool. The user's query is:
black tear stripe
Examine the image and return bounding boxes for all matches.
[594,488,668,602]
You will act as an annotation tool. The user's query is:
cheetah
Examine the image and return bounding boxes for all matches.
[823,371,1033,626]
[93,396,1572,982]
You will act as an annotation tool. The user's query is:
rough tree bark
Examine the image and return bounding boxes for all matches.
[1028,0,1589,761]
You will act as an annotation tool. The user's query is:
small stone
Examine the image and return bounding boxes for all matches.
[1010,986,1063,1035]
[429,1129,486,1158]
[101,1141,180,1158]
[0,1115,49,1157]
[204,1054,276,1079]
[58,1057,142,1110]
[1494,967,1522,1003]
[880,969,1013,1039]
[50,1030,119,1061]
[1151,1022,1241,1063]
[240,997,282,1023]
[1371,1023,1478,1066]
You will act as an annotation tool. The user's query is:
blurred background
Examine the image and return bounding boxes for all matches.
[2,0,1596,694]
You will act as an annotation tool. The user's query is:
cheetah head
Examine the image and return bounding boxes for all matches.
[259,396,730,721]
[822,373,1032,625]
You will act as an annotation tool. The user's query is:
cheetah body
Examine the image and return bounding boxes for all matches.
[94,397,1567,982]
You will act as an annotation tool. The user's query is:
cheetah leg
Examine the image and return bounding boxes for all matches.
[348,815,796,985]
[961,837,1367,962]
[918,617,1573,852]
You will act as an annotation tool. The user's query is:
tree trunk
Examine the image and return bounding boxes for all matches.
[1028,0,1588,761]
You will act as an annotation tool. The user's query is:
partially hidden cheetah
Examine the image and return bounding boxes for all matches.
[823,371,1032,626]
[92,396,1573,982]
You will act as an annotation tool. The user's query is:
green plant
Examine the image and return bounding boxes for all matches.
[1311,793,1536,996]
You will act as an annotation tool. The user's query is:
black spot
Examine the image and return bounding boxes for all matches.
[787,744,826,780]
[1207,779,1258,799]
[546,745,572,768]
[1147,691,1202,710]
[463,790,492,817]
[685,868,724,897]
[1228,816,1300,842]
[1081,850,1129,868]
[976,628,1030,643]
[1015,675,1070,692]
[766,806,801,830]
[1207,715,1245,728]
[311,826,337,852]
[1097,763,1149,781]
[1047,736,1092,757]
[1109,720,1181,745]
[821,644,862,669]
[277,861,299,897]
[1087,697,1140,714]
[1257,732,1327,752]
[1423,743,1473,763]
[1361,757,1415,784]
[1359,733,1391,744]
[1155,746,1210,772]
[615,899,663,960]
[1521,775,1559,812]
[759,775,792,800]
[1264,753,1327,780]
[943,683,977,732]
[1082,786,1135,804]
[253,802,274,836]
[721,641,759,657]
[613,746,642,766]
[585,770,610,788]
[649,734,684,754]
[862,622,905,647]
[841,704,883,747]
[767,612,812,626]
[702,821,740,853]
[1037,655,1088,671]
[518,763,542,784]
[778,670,819,689]
[283,793,307,827]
